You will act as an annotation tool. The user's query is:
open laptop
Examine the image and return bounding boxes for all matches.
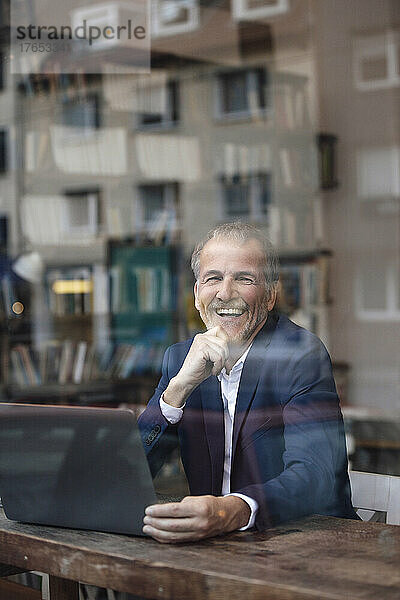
[0,403,158,535]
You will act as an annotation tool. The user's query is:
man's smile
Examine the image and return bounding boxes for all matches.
[215,307,246,317]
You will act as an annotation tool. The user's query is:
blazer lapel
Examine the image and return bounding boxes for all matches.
[200,375,224,495]
[232,312,278,458]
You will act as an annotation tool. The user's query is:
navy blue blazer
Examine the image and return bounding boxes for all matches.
[138,312,357,529]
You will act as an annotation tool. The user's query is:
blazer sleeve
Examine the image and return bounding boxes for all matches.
[137,346,180,478]
[237,336,353,529]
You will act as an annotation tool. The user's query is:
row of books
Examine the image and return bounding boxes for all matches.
[278,260,330,314]
[10,340,166,387]
[44,265,110,317]
[46,267,93,316]
[267,205,315,249]
[110,265,172,314]
[273,82,311,131]
[277,262,329,337]
[278,147,316,190]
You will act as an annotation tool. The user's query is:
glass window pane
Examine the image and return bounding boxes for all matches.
[224,179,250,216]
[221,71,248,114]
[360,260,387,311]
[62,96,98,129]
[361,56,388,81]
[140,81,179,126]
[140,185,165,223]
[68,196,90,228]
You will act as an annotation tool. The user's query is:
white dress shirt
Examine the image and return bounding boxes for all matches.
[159,345,259,530]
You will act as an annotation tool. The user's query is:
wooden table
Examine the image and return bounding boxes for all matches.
[0,511,399,600]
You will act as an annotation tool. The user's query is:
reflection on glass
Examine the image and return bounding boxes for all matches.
[0,0,398,484]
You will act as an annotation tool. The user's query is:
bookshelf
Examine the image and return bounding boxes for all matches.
[109,240,180,345]
[271,73,316,251]
[213,69,335,342]
[3,248,173,401]
[215,70,330,247]
[264,74,334,343]
[0,264,34,395]
[272,72,311,132]
[277,249,331,344]
[46,266,93,318]
[2,242,182,409]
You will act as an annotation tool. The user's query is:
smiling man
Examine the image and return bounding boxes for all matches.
[138,223,357,543]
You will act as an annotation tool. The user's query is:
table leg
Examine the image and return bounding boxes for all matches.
[48,575,79,600]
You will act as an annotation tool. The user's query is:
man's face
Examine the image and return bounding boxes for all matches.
[194,237,276,344]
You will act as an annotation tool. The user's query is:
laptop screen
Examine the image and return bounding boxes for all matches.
[0,403,157,535]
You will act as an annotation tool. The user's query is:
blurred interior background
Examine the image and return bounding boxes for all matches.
[0,0,399,483]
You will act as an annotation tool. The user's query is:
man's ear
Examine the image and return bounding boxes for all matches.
[194,281,200,311]
[267,285,278,311]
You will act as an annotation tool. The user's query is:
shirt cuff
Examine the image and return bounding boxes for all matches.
[226,493,258,530]
[159,394,184,424]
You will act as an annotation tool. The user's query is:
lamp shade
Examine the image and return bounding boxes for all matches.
[12,252,44,284]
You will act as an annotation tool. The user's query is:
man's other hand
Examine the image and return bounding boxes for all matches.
[163,327,229,408]
[142,495,251,543]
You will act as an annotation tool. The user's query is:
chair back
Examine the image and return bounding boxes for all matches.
[349,470,400,525]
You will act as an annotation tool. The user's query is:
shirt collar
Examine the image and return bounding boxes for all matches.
[217,343,253,381]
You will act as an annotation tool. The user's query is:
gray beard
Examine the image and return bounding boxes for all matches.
[201,304,269,343]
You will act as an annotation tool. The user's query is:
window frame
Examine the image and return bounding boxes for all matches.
[152,0,199,38]
[232,0,289,22]
[137,182,180,231]
[136,80,180,130]
[62,189,100,238]
[353,31,400,91]
[215,67,269,121]
[61,93,101,135]
[220,172,272,221]
[355,263,400,321]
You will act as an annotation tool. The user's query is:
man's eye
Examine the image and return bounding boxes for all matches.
[238,277,253,283]
[205,276,221,283]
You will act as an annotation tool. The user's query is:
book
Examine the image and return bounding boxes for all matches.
[72,340,88,384]
[58,340,75,384]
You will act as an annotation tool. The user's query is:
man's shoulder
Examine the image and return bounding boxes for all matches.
[273,313,329,357]
[275,312,317,339]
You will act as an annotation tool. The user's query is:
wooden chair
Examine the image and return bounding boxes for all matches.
[349,470,400,525]
[0,577,42,599]
[0,567,41,600]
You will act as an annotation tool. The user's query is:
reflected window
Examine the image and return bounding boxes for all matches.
[61,94,100,130]
[354,31,400,91]
[355,260,400,321]
[221,173,271,219]
[137,81,180,128]
[223,176,250,217]
[152,0,199,37]
[138,183,179,229]
[232,0,289,21]
[63,190,100,237]
[356,146,400,200]
[216,68,269,118]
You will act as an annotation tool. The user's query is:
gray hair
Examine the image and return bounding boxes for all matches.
[191,222,279,295]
